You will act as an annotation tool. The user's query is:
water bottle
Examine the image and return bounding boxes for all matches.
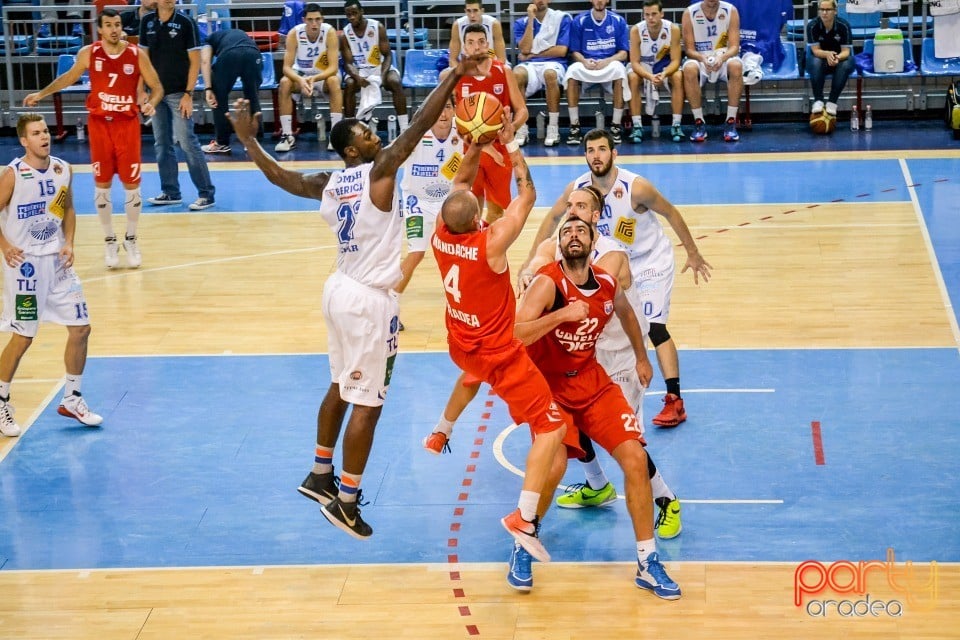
[651,118,661,138]
[387,115,398,141]
[536,111,545,140]
[76,117,85,141]
[850,105,859,131]
[864,105,873,131]
[595,110,604,131]
[316,113,326,141]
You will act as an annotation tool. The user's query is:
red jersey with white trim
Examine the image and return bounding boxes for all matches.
[432,220,515,353]
[526,261,618,378]
[456,60,513,159]
[87,41,141,120]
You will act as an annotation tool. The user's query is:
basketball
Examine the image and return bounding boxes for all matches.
[809,111,836,135]
[455,92,504,144]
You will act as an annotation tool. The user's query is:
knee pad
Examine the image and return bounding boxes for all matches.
[648,322,671,347]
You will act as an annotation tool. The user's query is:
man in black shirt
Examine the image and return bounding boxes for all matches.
[200,29,263,153]
[139,0,216,210]
[121,0,157,44]
[805,0,854,118]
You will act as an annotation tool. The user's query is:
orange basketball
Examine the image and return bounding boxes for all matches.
[455,92,504,144]
[809,111,836,135]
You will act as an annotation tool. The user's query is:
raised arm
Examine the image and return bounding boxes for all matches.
[447,23,462,69]
[23,46,91,106]
[632,176,712,284]
[451,140,485,194]
[368,53,487,207]
[228,99,331,200]
[485,119,535,271]
[515,274,589,345]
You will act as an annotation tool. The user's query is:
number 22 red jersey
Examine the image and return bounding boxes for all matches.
[526,261,619,378]
[87,41,141,120]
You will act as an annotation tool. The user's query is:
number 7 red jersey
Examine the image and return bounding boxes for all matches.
[87,41,142,120]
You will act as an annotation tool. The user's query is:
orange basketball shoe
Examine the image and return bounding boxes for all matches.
[422,431,451,455]
[652,393,686,428]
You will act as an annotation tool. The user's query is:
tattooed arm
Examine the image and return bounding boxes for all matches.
[485,137,536,274]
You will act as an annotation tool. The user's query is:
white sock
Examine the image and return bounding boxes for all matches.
[568,106,579,125]
[518,490,539,522]
[637,538,657,563]
[64,374,81,398]
[692,108,704,121]
[650,470,675,502]
[632,114,642,127]
[672,114,682,126]
[124,188,141,238]
[726,106,739,121]
[95,188,114,237]
[280,115,293,136]
[397,114,409,130]
[330,112,343,126]
[435,416,455,437]
[613,107,624,125]
[548,112,559,127]
[0,380,10,400]
[581,457,609,490]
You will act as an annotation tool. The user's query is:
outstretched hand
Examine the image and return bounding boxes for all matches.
[497,106,516,145]
[227,98,261,141]
[455,53,490,77]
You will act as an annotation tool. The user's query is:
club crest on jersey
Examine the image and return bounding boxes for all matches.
[53,162,63,175]
[95,59,103,72]
[613,186,625,199]
[124,64,135,75]
[493,83,504,94]
[604,300,614,315]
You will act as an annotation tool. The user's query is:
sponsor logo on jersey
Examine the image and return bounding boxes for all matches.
[350,370,363,381]
[95,59,103,72]
[614,217,636,245]
[16,202,45,220]
[15,295,37,322]
[19,262,35,278]
[411,164,439,178]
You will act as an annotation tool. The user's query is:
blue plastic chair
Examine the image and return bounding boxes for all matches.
[0,34,33,55]
[888,15,934,39]
[838,1,882,40]
[401,49,443,89]
[920,37,960,77]
[743,42,800,127]
[387,27,428,51]
[36,35,83,55]
[51,54,90,141]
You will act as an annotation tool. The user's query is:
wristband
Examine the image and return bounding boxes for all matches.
[505,139,520,153]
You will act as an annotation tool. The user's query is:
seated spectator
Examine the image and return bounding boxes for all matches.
[564,0,630,145]
[340,0,407,132]
[681,0,743,143]
[512,0,572,147]
[275,3,343,153]
[806,0,854,118]
[441,0,508,81]
[628,0,685,143]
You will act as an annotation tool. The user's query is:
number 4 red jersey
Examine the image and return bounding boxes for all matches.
[87,41,141,120]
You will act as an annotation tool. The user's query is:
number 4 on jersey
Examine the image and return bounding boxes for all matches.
[442,264,462,303]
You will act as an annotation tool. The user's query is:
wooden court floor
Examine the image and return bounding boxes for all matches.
[1,150,959,639]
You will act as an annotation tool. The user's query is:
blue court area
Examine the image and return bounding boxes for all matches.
[1,348,958,570]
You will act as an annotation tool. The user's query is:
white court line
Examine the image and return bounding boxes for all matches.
[82,244,338,284]
[899,159,960,352]
[492,388,783,505]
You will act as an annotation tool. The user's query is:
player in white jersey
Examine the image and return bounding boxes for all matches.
[397,95,465,299]
[0,114,103,438]
[227,52,486,540]
[627,0,685,143]
[340,0,408,131]
[442,0,508,81]
[681,0,743,143]
[276,4,343,153]
[521,128,711,429]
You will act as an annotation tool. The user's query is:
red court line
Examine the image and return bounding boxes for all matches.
[811,421,825,465]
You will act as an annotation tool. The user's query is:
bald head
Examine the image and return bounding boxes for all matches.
[441,191,481,233]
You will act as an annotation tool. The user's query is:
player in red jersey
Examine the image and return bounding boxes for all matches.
[25,9,163,270]
[432,110,582,564]
[510,214,681,599]
[455,23,528,223]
